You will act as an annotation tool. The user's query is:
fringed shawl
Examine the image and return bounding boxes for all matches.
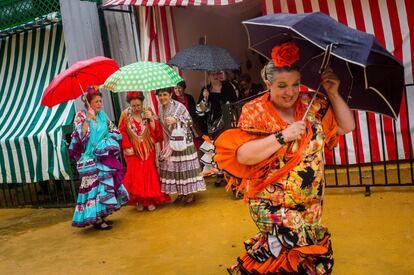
[118,108,156,160]
[213,91,339,198]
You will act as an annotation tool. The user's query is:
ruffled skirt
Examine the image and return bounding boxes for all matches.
[159,142,206,195]
[72,164,129,227]
[228,198,334,274]
[72,134,129,227]
[124,152,170,206]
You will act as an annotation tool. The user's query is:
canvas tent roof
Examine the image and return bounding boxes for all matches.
[0,23,74,183]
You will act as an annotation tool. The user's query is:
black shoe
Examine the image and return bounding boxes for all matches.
[232,189,243,200]
[93,222,112,230]
[173,195,185,204]
[103,219,113,225]
[184,194,196,205]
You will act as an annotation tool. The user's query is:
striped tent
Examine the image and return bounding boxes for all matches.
[0,24,74,184]
[104,0,243,6]
[262,0,414,165]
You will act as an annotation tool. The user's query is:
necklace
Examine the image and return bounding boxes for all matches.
[127,107,145,137]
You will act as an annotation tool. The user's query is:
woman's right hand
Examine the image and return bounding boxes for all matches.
[281,121,306,142]
[124,147,134,156]
[203,89,209,100]
[86,108,95,120]
[165,116,177,126]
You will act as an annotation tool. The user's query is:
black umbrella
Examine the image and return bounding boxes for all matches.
[243,12,404,119]
[168,44,240,71]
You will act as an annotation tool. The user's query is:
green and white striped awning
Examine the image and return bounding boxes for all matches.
[0,23,74,184]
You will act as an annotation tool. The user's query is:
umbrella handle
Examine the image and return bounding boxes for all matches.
[301,84,321,121]
[302,42,337,120]
[285,88,320,153]
[204,35,207,88]
[319,43,337,74]
[78,80,91,109]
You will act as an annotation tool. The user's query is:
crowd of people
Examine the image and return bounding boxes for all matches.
[68,42,350,274]
[68,69,259,231]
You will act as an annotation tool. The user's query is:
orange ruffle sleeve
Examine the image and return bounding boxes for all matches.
[322,105,339,150]
[213,129,261,179]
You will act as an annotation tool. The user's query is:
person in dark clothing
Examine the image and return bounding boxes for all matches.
[173,81,197,118]
[196,71,238,140]
[239,73,264,100]
[221,70,241,99]
[196,71,238,186]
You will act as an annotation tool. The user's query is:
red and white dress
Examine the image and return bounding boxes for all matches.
[118,108,170,206]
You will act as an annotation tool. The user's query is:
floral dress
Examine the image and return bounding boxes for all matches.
[69,111,129,227]
[214,92,339,274]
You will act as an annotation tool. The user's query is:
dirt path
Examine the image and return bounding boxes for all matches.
[1,185,413,274]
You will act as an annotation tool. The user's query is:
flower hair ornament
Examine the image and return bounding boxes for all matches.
[81,85,100,103]
[127,91,144,99]
[271,42,300,68]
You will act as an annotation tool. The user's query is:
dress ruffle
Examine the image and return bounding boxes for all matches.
[72,167,129,227]
[159,143,206,195]
[229,232,333,275]
[70,115,129,227]
[123,153,170,206]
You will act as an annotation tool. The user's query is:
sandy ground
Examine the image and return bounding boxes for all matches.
[0,182,414,275]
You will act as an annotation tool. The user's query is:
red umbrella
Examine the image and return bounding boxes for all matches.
[41,56,119,107]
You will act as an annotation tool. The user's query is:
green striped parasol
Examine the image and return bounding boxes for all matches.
[103,61,183,92]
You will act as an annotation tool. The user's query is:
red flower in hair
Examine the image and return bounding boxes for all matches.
[271,42,300,68]
[127,91,143,99]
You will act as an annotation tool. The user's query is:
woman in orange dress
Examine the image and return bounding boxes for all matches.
[119,92,170,211]
[214,43,355,274]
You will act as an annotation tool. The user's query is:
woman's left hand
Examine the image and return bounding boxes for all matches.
[321,67,340,96]
[165,116,177,126]
[144,110,153,119]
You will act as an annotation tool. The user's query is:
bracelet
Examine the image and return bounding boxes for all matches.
[274,131,286,145]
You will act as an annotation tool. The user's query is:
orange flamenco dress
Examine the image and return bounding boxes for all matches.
[119,110,170,207]
[214,92,339,274]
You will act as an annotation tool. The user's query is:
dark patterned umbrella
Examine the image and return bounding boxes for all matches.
[168,44,240,71]
[243,12,404,119]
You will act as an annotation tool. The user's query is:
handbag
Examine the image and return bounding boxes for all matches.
[169,122,187,152]
[76,156,97,177]
[207,114,224,137]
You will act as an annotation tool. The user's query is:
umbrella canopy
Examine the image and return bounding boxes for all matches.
[243,12,404,119]
[103,61,183,92]
[41,56,119,107]
[168,44,240,71]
